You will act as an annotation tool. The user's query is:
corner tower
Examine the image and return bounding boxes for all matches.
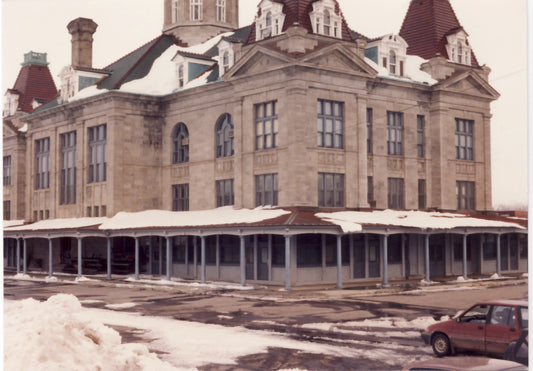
[163,0,239,46]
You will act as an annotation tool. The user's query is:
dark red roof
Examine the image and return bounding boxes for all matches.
[246,0,354,44]
[10,64,58,113]
[399,0,479,67]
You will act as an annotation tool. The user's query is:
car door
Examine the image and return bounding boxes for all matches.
[485,305,520,355]
[451,304,490,352]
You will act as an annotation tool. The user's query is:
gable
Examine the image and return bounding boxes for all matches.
[225,47,294,79]
[436,71,499,99]
[302,45,377,76]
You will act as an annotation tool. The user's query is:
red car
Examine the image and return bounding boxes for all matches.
[422,300,528,357]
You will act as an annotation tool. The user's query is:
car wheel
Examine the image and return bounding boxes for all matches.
[431,333,451,357]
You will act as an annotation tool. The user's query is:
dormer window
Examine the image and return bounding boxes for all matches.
[446,30,472,66]
[178,64,185,87]
[218,39,237,75]
[310,0,342,38]
[222,52,230,73]
[255,0,285,41]
[365,34,407,77]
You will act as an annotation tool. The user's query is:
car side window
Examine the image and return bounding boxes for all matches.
[490,305,514,326]
[461,304,490,324]
[520,307,528,328]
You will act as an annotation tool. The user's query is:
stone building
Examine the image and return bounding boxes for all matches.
[3,0,527,287]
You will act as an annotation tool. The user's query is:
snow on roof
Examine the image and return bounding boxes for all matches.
[316,209,526,233]
[99,206,291,231]
[3,220,25,228]
[5,217,108,232]
[364,55,437,86]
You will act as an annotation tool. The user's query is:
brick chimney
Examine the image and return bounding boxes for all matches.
[67,17,98,68]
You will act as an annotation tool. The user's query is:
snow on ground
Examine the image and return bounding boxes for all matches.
[4,293,432,370]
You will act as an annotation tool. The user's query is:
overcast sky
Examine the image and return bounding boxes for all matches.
[1,0,529,208]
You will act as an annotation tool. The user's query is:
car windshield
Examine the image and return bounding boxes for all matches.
[520,307,528,328]
[461,304,490,323]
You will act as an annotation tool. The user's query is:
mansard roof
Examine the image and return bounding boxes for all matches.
[98,34,178,90]
[399,0,480,67]
[8,63,57,113]
[246,0,355,44]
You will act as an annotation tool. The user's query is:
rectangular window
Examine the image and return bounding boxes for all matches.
[190,0,203,21]
[388,177,405,209]
[457,181,475,210]
[417,115,425,158]
[88,124,107,183]
[483,235,497,260]
[367,176,374,206]
[453,235,472,261]
[387,111,403,155]
[455,118,474,160]
[216,179,234,207]
[216,0,225,22]
[271,235,285,266]
[367,108,373,153]
[60,131,77,205]
[172,184,189,211]
[318,173,344,207]
[35,137,50,190]
[317,99,344,149]
[255,101,278,150]
[3,200,10,220]
[3,156,11,186]
[220,236,239,265]
[418,179,426,210]
[387,235,402,264]
[296,235,322,267]
[256,173,278,207]
[172,0,179,22]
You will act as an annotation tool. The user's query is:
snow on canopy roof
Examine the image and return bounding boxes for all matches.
[3,220,25,228]
[5,217,108,232]
[316,210,527,234]
[99,206,291,231]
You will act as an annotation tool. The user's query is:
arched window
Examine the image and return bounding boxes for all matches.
[216,113,234,158]
[389,50,397,75]
[172,123,189,164]
[262,11,272,38]
[323,9,331,35]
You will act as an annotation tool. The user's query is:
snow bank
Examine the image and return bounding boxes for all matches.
[4,294,176,371]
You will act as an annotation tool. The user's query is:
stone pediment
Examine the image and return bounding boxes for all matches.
[436,71,500,100]
[224,47,294,79]
[302,44,378,76]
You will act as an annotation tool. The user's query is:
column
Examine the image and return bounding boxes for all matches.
[148,237,153,275]
[382,235,388,286]
[201,236,206,283]
[336,235,343,289]
[462,234,468,280]
[240,236,246,286]
[23,238,27,275]
[159,238,163,275]
[134,237,140,280]
[424,234,430,282]
[107,237,112,280]
[284,235,291,291]
[496,234,501,277]
[48,238,53,278]
[16,238,21,274]
[77,237,82,278]
[166,236,172,281]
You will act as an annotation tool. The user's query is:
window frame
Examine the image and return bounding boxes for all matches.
[88,125,107,184]
[60,131,77,205]
[254,101,278,150]
[317,99,344,149]
[35,137,50,190]
[318,172,345,207]
[172,183,189,211]
[388,177,405,209]
[256,173,278,207]
[387,111,403,156]
[3,155,11,186]
[417,115,425,158]
[366,108,373,153]
[172,0,179,22]
[418,179,426,210]
[216,0,226,22]
[190,0,203,21]
[216,179,234,207]
[172,123,189,164]
[455,118,474,161]
[457,180,475,210]
[216,113,234,158]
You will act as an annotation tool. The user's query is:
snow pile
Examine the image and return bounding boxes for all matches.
[4,294,176,371]
[99,206,290,230]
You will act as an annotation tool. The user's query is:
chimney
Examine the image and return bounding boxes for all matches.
[67,17,98,68]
